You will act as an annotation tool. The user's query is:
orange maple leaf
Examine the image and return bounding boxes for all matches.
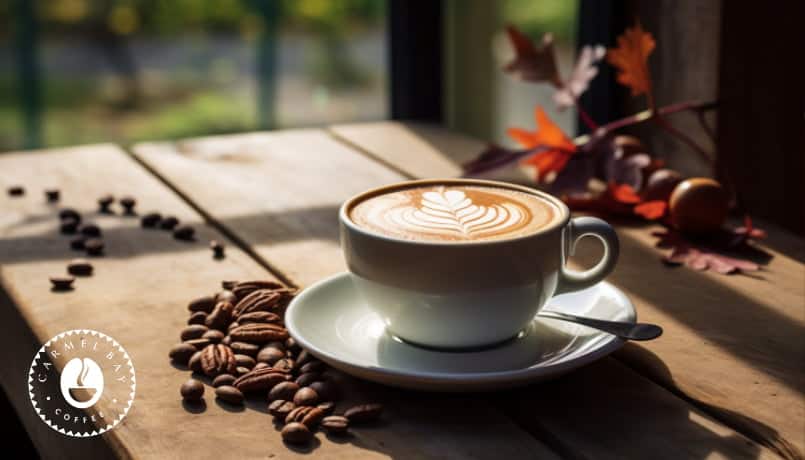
[634,200,667,220]
[606,22,655,97]
[609,182,641,204]
[508,106,576,182]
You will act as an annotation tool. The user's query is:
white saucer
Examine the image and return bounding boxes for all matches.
[286,272,635,392]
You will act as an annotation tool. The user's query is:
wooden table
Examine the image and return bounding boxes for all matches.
[1,123,803,460]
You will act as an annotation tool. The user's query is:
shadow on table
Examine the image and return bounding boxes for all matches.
[497,355,784,459]
[569,223,804,397]
[616,344,801,459]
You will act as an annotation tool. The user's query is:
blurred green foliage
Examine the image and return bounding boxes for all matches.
[504,0,577,41]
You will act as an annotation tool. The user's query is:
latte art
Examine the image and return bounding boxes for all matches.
[349,185,557,242]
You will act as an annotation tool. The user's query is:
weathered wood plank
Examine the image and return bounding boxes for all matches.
[134,130,777,459]
[329,121,805,459]
[0,144,555,459]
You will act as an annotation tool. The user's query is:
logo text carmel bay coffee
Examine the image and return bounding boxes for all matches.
[28,330,135,437]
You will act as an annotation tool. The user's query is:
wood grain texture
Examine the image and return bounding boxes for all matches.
[0,144,555,459]
[132,132,560,458]
[329,121,805,459]
[135,130,776,459]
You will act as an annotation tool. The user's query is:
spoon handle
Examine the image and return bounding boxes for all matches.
[538,310,663,341]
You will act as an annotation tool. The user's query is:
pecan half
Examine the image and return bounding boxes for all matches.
[233,289,282,318]
[233,367,289,392]
[200,344,237,377]
[229,323,288,343]
[232,280,285,300]
[237,311,281,325]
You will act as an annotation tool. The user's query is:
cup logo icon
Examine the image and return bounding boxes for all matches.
[28,330,135,437]
[60,357,104,409]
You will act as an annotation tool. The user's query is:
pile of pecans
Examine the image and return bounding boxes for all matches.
[169,280,383,445]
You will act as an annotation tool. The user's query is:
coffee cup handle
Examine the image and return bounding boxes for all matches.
[556,216,619,295]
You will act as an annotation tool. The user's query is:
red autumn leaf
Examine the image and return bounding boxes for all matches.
[609,182,641,204]
[509,106,576,182]
[503,26,560,84]
[634,200,667,220]
[653,230,761,274]
[606,22,655,97]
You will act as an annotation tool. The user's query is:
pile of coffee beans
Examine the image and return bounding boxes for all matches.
[170,280,383,446]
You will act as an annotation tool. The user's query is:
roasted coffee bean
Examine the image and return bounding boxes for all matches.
[97,195,114,213]
[215,290,237,304]
[256,346,285,365]
[200,344,237,377]
[202,329,225,343]
[188,351,203,373]
[320,415,349,434]
[268,399,296,419]
[8,185,24,196]
[180,379,204,401]
[236,366,250,375]
[79,223,101,237]
[188,311,207,325]
[210,240,225,258]
[317,401,336,415]
[185,338,211,350]
[119,196,136,214]
[268,381,299,402]
[273,358,295,373]
[205,301,234,331]
[169,343,197,365]
[188,295,216,313]
[309,381,337,401]
[69,236,86,250]
[285,336,301,354]
[296,349,313,366]
[160,216,179,230]
[45,189,60,202]
[281,422,311,445]
[227,321,240,333]
[231,280,284,299]
[215,385,244,405]
[140,212,161,228]
[221,280,238,290]
[300,360,326,374]
[229,341,259,356]
[295,372,321,387]
[84,238,104,256]
[67,258,93,276]
[234,354,256,369]
[221,335,232,346]
[293,387,319,406]
[233,367,288,392]
[285,406,314,424]
[237,311,281,325]
[229,323,288,343]
[233,289,282,317]
[60,218,79,234]
[49,275,75,291]
[173,225,195,241]
[59,208,81,222]
[212,374,236,388]
[266,340,286,351]
[180,324,209,341]
[344,404,383,423]
[254,362,269,370]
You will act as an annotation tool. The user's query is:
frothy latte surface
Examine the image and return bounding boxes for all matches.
[349,184,558,242]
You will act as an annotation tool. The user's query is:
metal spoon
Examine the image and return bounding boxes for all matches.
[538,310,663,341]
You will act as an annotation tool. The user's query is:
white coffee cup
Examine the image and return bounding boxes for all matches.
[339,179,619,349]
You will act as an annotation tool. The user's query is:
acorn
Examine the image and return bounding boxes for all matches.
[642,169,682,201]
[669,178,728,234]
